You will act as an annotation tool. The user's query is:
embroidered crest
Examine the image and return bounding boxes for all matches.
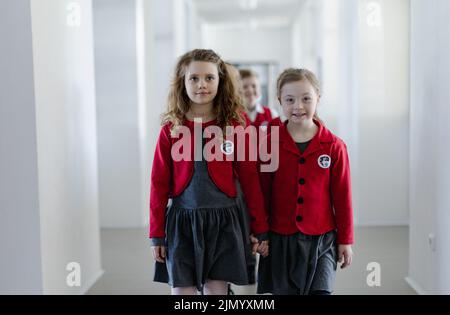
[221,140,234,155]
[260,121,268,132]
[318,154,331,169]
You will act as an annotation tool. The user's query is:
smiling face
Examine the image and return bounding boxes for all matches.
[184,61,219,107]
[280,79,320,125]
[242,76,261,110]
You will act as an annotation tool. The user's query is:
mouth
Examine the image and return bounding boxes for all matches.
[292,113,307,118]
[196,92,211,96]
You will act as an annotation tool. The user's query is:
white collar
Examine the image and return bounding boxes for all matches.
[256,103,265,114]
[249,103,265,114]
[247,103,266,122]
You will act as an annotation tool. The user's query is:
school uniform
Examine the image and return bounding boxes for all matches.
[257,119,354,295]
[149,118,269,290]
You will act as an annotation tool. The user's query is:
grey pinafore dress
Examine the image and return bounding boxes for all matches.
[256,141,338,295]
[153,142,254,291]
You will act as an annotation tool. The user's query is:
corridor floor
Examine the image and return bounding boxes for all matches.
[87,226,416,295]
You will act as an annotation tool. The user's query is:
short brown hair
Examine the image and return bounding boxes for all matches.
[239,69,258,80]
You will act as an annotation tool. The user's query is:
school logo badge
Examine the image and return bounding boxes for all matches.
[318,154,331,169]
[260,121,268,132]
[221,140,234,155]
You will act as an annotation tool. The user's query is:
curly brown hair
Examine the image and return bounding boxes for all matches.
[161,49,245,134]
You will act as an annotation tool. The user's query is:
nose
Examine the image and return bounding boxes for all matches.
[198,78,207,89]
[294,100,303,110]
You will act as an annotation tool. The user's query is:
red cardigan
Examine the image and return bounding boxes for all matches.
[259,120,354,244]
[244,106,282,146]
[244,106,274,129]
[149,118,269,239]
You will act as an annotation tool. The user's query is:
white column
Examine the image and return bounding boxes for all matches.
[1,0,102,294]
[30,0,102,294]
[138,0,180,228]
[354,0,410,226]
[95,0,189,228]
[94,0,148,227]
[310,0,360,148]
[409,0,450,295]
[320,0,360,222]
[0,0,43,294]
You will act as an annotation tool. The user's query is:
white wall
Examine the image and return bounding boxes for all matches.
[174,0,202,52]
[138,0,185,229]
[186,0,202,50]
[30,0,102,294]
[408,0,450,295]
[201,24,292,70]
[201,24,292,108]
[0,0,43,294]
[93,0,147,228]
[355,0,410,226]
[292,0,322,75]
[95,0,186,229]
[137,0,153,232]
[314,0,359,225]
[319,0,409,226]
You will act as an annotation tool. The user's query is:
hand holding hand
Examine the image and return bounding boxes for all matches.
[250,234,269,257]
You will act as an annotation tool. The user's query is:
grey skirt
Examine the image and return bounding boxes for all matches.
[153,158,251,291]
[235,181,257,285]
[257,230,338,295]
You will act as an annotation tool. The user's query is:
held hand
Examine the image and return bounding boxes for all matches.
[151,245,166,263]
[249,234,259,255]
[249,235,269,257]
[338,244,353,269]
[257,240,269,258]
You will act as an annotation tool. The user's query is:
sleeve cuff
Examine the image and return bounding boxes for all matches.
[150,237,165,246]
[336,237,354,245]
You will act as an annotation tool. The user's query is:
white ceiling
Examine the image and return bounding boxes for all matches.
[192,0,306,28]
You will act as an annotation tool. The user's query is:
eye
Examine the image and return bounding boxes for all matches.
[284,97,294,104]
[189,76,198,82]
[206,76,215,81]
[303,97,311,102]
